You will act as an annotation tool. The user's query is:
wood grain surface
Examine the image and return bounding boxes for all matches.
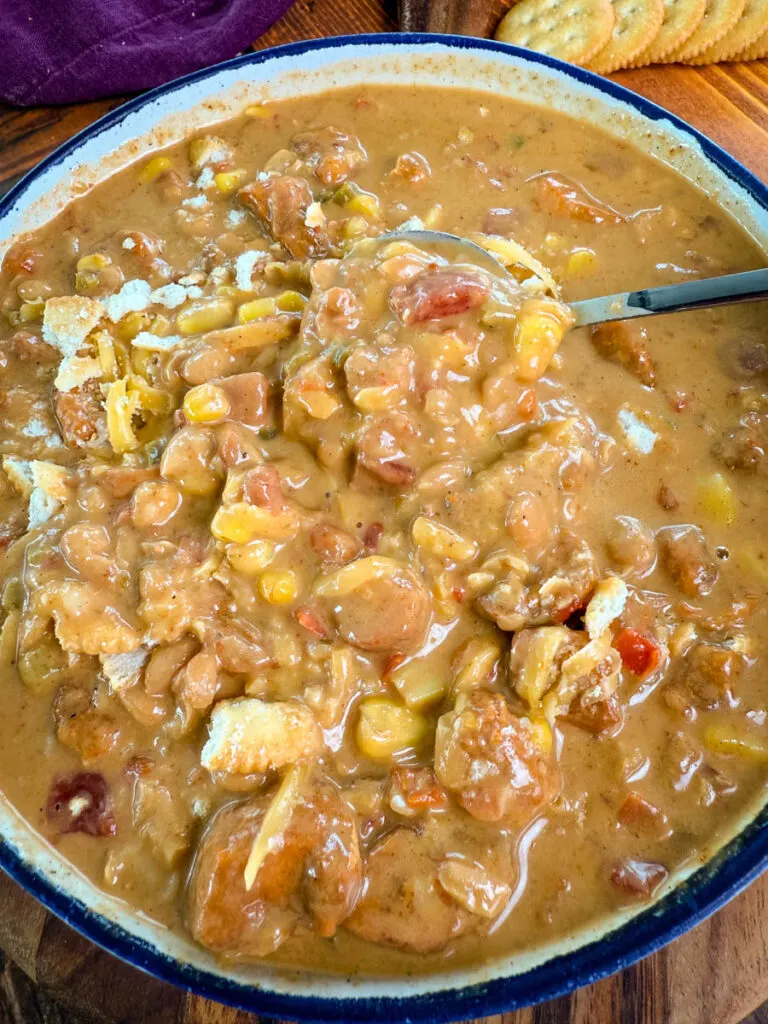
[0,2,767,1022]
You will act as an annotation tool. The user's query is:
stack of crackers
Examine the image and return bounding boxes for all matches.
[495,0,767,73]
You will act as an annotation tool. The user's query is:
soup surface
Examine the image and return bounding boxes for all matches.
[0,86,767,975]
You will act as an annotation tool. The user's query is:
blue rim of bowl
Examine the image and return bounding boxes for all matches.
[1,32,767,1024]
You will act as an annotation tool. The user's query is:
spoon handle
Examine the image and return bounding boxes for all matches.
[570,268,768,327]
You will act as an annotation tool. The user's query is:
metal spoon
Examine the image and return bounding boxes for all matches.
[378,229,768,328]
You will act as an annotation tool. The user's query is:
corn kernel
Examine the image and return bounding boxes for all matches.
[697,471,737,527]
[343,217,369,240]
[214,169,248,195]
[226,539,276,574]
[566,248,598,279]
[390,662,445,709]
[75,270,100,295]
[237,297,277,323]
[18,299,44,322]
[245,104,271,118]
[356,697,427,759]
[211,502,299,544]
[346,191,380,218]
[76,252,111,272]
[138,156,172,184]
[352,386,398,413]
[105,378,140,454]
[412,516,478,563]
[704,724,768,763]
[118,311,151,342]
[258,569,298,605]
[544,232,565,253]
[177,297,234,336]
[183,383,231,423]
[275,290,307,312]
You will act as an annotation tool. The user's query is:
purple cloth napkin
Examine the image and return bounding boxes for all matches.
[1,0,295,106]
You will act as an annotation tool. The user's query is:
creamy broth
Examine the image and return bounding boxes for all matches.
[0,86,766,975]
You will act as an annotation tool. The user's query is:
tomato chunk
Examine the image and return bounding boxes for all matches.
[614,628,661,677]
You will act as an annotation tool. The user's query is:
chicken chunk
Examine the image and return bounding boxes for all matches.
[188,777,362,956]
[590,322,656,387]
[434,690,558,823]
[200,697,323,775]
[238,174,329,259]
[658,525,718,598]
[291,127,368,187]
[664,641,744,713]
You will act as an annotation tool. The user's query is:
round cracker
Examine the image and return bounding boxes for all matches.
[685,0,768,61]
[586,0,665,72]
[494,0,616,65]
[665,0,746,60]
[733,26,768,58]
[629,0,706,65]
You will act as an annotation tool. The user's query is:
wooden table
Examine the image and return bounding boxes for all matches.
[1,2,767,1022]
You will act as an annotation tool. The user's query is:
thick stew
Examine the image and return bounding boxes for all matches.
[0,86,767,973]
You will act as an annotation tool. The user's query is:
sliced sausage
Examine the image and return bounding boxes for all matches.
[390,268,490,325]
[188,777,362,957]
[330,563,431,653]
[590,322,656,387]
[291,127,368,187]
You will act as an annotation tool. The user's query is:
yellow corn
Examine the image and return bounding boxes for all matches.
[566,248,598,279]
[183,383,231,423]
[697,472,737,527]
[18,299,44,322]
[177,297,234,336]
[138,156,172,184]
[258,569,298,605]
[275,290,307,312]
[356,697,427,759]
[704,724,768,763]
[76,252,111,272]
[226,539,276,574]
[105,378,140,454]
[74,270,100,295]
[412,516,478,563]
[214,169,248,195]
[118,311,151,342]
[346,191,380,218]
[343,217,369,240]
[237,297,277,323]
[96,332,117,379]
[390,662,445,709]
[148,313,173,337]
[211,502,299,544]
[352,386,398,413]
[512,299,572,382]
